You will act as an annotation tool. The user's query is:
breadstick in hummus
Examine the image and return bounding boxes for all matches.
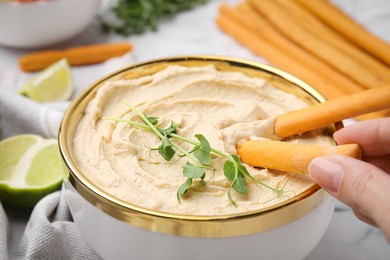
[237,140,361,173]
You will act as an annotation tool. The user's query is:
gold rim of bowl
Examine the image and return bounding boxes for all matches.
[59,55,333,238]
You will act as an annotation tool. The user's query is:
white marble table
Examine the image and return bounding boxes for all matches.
[1,0,389,259]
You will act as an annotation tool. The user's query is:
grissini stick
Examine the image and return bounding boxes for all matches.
[274,86,390,138]
[218,3,364,97]
[215,11,345,99]
[295,0,390,66]
[236,86,390,173]
[273,0,390,81]
[19,42,133,72]
[249,0,387,89]
[237,140,361,173]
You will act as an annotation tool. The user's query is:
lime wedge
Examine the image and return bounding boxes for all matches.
[0,134,65,208]
[20,59,74,103]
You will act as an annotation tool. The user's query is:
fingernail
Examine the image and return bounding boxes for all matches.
[309,157,343,193]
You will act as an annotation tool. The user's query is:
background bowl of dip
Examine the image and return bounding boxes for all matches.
[0,0,100,49]
[59,55,336,260]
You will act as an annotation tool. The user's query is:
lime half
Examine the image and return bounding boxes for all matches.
[0,134,65,208]
[20,59,74,103]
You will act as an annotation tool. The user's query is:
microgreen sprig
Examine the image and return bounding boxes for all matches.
[100,0,209,35]
[105,102,286,206]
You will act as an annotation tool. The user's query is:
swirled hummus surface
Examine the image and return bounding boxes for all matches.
[73,65,333,215]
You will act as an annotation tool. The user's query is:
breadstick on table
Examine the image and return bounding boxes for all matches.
[217,6,351,98]
[248,0,387,89]
[275,0,390,82]
[230,3,364,95]
[19,42,133,72]
[274,86,390,138]
[295,0,390,66]
[237,140,361,173]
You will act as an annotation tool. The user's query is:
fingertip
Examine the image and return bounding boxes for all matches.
[333,118,390,155]
[308,156,343,193]
[333,127,349,145]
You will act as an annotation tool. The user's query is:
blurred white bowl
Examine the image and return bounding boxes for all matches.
[0,0,101,49]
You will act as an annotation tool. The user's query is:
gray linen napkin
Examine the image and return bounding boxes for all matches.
[0,204,9,260]
[1,187,102,260]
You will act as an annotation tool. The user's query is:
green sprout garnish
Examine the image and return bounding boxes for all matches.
[105,101,286,206]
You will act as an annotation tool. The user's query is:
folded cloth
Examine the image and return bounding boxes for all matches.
[0,90,64,138]
[0,187,102,260]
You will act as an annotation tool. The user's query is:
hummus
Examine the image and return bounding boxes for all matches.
[73,65,333,215]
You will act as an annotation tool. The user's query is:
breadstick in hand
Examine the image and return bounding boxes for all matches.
[274,86,390,138]
[237,140,361,173]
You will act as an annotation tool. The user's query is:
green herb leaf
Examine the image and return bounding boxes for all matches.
[146,115,159,125]
[157,122,178,137]
[233,174,248,193]
[177,178,193,202]
[223,160,236,181]
[232,155,250,176]
[224,158,248,194]
[193,134,212,165]
[183,162,205,179]
[158,136,176,161]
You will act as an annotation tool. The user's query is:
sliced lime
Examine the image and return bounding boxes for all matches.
[0,134,65,208]
[20,58,74,103]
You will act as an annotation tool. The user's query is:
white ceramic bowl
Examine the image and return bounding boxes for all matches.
[0,0,100,49]
[64,181,334,260]
[59,56,335,260]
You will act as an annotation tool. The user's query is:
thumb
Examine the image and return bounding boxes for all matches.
[308,155,390,238]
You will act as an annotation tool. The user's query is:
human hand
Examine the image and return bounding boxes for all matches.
[308,117,390,241]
